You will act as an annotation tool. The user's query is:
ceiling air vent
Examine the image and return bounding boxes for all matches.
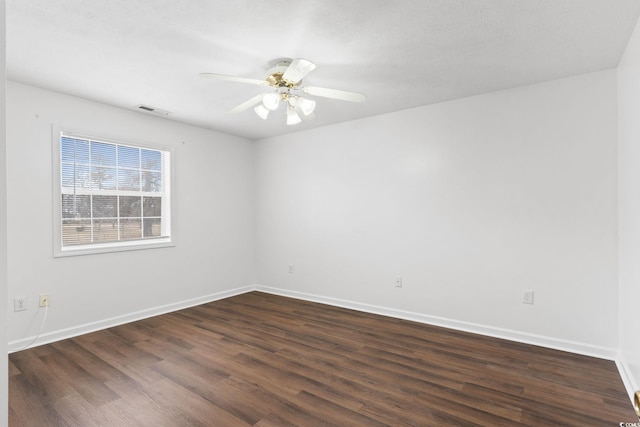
[135,104,171,116]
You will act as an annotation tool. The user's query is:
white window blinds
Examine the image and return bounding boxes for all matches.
[59,133,171,251]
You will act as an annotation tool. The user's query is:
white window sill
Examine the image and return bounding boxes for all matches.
[54,238,174,258]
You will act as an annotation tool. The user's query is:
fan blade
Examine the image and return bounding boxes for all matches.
[229,94,264,114]
[282,58,316,84]
[199,72,269,86]
[303,86,366,102]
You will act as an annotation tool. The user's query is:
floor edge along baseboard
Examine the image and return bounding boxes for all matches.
[8,283,618,363]
[254,286,618,361]
[7,285,256,353]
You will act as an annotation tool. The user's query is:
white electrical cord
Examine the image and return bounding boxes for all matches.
[10,303,49,352]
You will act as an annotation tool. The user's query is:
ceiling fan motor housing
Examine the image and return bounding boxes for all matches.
[265,60,299,87]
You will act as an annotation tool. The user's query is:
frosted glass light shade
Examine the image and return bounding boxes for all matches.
[298,97,316,116]
[262,92,280,111]
[254,104,270,120]
[286,108,302,125]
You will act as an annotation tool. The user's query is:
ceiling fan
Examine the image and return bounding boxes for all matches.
[199,58,366,125]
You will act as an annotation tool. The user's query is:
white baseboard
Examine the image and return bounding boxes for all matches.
[7,285,255,353]
[616,357,640,406]
[8,284,619,363]
[254,286,618,361]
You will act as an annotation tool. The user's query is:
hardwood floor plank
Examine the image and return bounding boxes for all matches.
[9,291,637,426]
[191,377,283,426]
[38,350,120,407]
[104,378,191,426]
[10,350,76,403]
[79,337,165,386]
[9,375,66,427]
[144,378,251,427]
[53,392,111,427]
[50,340,129,384]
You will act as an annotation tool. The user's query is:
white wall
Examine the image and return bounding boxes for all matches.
[1,0,8,424]
[255,70,619,357]
[6,82,255,347]
[618,15,640,398]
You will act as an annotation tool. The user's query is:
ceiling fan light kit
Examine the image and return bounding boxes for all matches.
[254,104,270,120]
[297,97,316,116]
[262,92,281,111]
[200,58,365,125]
[286,107,302,125]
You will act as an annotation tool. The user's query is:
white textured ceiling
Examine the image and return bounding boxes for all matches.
[7,1,640,140]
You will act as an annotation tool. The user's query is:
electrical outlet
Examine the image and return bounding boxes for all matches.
[395,277,403,288]
[522,289,534,305]
[39,294,50,307]
[14,296,27,312]
[288,264,294,274]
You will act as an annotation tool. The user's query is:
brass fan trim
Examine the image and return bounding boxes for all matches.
[265,72,297,88]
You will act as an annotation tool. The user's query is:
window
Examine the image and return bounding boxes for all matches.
[54,131,172,256]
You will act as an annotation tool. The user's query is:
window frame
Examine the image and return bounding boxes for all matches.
[52,126,175,257]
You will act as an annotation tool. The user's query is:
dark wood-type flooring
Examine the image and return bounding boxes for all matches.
[9,291,638,426]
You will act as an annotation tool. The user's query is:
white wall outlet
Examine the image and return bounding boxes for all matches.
[522,289,534,305]
[395,277,403,288]
[288,264,294,274]
[39,294,50,307]
[14,296,27,312]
